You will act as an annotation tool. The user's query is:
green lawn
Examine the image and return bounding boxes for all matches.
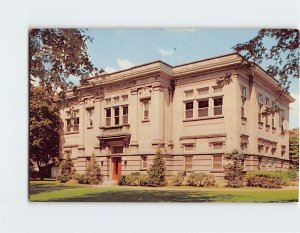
[29,181,299,202]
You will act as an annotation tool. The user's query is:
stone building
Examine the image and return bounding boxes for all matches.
[59,53,294,183]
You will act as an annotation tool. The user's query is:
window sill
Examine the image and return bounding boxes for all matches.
[183,115,224,122]
[241,116,247,121]
[99,124,130,129]
[142,119,150,123]
[87,126,93,129]
[266,124,270,128]
[65,131,79,135]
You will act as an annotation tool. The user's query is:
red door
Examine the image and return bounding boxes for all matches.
[112,157,122,180]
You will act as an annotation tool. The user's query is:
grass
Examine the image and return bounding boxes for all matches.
[29,181,299,202]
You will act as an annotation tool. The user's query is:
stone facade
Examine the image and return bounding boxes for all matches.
[59,53,294,183]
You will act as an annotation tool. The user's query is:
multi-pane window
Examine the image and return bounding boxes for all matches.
[185,102,193,119]
[122,106,128,124]
[258,144,263,153]
[271,147,276,155]
[258,104,263,123]
[241,86,246,117]
[271,113,275,127]
[114,107,120,125]
[66,119,71,132]
[212,155,222,170]
[265,107,269,126]
[281,146,286,157]
[87,108,94,127]
[185,156,193,171]
[106,108,111,126]
[213,97,223,115]
[265,146,269,154]
[112,146,123,154]
[198,99,209,117]
[281,111,285,133]
[73,111,80,131]
[141,156,147,169]
[265,97,270,106]
[143,99,150,120]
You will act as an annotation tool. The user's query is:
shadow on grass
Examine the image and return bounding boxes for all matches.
[29,183,81,195]
[42,190,243,202]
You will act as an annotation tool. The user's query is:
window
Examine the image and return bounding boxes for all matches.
[105,98,111,106]
[114,107,120,125]
[122,95,128,103]
[258,144,263,153]
[212,155,222,170]
[141,156,147,169]
[184,90,193,98]
[265,97,270,106]
[241,86,247,98]
[185,101,193,119]
[87,108,94,127]
[281,111,285,133]
[281,146,286,157]
[272,113,275,128]
[73,112,80,131]
[198,87,209,96]
[66,119,71,132]
[113,97,119,105]
[185,156,193,171]
[265,108,269,126]
[184,144,194,152]
[112,146,123,154]
[122,106,128,124]
[271,147,276,155]
[269,158,274,171]
[198,99,209,117]
[213,97,223,115]
[265,146,269,154]
[241,86,246,117]
[213,86,222,94]
[258,93,263,103]
[106,108,111,126]
[143,99,150,120]
[241,97,246,117]
[258,104,263,123]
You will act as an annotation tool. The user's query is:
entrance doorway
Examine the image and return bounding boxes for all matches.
[111,157,122,180]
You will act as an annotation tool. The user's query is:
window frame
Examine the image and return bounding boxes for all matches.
[185,155,193,171]
[141,155,147,170]
[213,97,223,116]
[143,99,150,121]
[198,99,209,118]
[185,101,194,119]
[212,154,223,171]
[87,107,94,127]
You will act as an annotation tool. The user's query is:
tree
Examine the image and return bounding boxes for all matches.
[223,150,245,188]
[289,129,299,170]
[85,154,102,184]
[147,146,166,187]
[57,154,76,183]
[29,85,60,179]
[29,28,100,97]
[233,29,299,91]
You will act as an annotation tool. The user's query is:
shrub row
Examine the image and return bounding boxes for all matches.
[118,172,150,186]
[171,171,216,187]
[245,170,299,189]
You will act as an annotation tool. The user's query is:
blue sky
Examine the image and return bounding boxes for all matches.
[85,28,299,129]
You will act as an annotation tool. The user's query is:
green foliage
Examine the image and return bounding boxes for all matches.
[73,173,89,184]
[223,150,245,188]
[117,172,149,186]
[171,171,186,186]
[57,154,75,183]
[29,28,98,96]
[186,172,216,187]
[233,29,299,90]
[29,86,60,179]
[147,147,167,187]
[289,129,299,170]
[245,171,284,189]
[85,155,102,185]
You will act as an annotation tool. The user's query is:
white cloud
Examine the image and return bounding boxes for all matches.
[158,48,174,57]
[289,92,299,129]
[117,58,135,70]
[104,67,117,73]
